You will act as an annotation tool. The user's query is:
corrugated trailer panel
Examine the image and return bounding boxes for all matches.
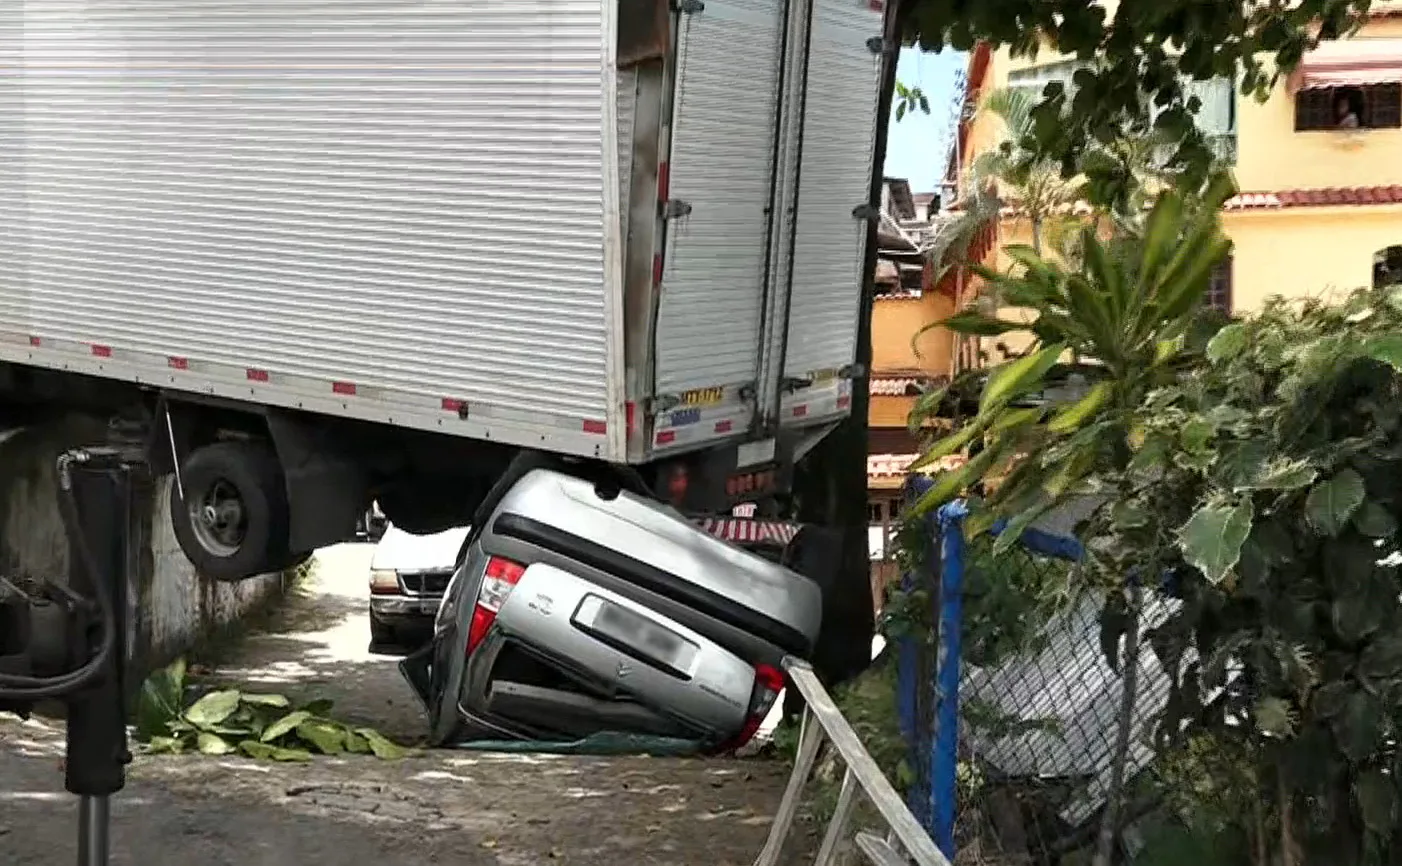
[0,0,623,456]
[651,0,782,397]
[781,0,883,382]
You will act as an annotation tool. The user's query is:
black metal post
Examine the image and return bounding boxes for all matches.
[60,447,138,866]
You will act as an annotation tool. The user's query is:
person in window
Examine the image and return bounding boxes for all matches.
[1337,94,1361,128]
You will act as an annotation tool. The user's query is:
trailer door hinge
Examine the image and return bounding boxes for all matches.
[851,202,877,221]
[866,36,893,55]
[662,199,694,220]
[838,363,866,379]
[673,0,705,14]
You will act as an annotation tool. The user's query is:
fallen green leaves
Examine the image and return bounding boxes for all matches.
[135,658,412,762]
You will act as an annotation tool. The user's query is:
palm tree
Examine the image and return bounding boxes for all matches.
[963,86,1079,255]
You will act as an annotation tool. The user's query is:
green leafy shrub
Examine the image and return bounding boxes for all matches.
[1110,285,1402,864]
[903,167,1402,861]
[135,658,410,762]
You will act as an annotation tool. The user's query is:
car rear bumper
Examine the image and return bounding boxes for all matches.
[489,563,754,737]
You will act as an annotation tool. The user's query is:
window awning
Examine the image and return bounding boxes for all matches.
[1293,38,1402,91]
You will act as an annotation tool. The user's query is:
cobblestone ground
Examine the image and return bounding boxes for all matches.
[0,543,820,865]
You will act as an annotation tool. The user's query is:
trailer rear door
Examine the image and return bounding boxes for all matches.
[778,0,884,426]
[648,0,783,448]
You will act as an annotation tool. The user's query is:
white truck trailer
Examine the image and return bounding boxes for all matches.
[0,0,891,579]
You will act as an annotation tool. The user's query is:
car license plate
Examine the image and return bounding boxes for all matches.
[420,600,439,614]
[575,596,697,675]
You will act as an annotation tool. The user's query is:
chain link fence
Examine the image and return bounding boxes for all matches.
[898,478,1180,864]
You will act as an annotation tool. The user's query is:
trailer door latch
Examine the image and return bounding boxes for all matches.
[663,199,694,220]
[673,0,705,14]
[866,36,893,55]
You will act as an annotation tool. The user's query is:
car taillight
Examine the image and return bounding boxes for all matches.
[719,663,786,753]
[465,556,526,656]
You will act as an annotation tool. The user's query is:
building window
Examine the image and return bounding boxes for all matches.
[1295,84,1402,131]
[1376,246,1402,288]
[868,496,900,562]
[1206,257,1232,313]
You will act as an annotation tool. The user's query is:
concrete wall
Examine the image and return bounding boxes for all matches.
[0,416,283,678]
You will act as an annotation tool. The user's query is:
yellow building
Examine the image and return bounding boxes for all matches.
[958,3,1402,314]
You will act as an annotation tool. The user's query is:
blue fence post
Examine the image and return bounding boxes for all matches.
[896,476,940,828]
[931,500,968,860]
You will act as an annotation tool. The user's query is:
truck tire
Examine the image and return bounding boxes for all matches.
[171,440,291,582]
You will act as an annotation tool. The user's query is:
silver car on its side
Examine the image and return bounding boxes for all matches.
[401,465,822,751]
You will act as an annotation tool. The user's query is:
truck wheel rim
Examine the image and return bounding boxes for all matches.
[191,478,247,557]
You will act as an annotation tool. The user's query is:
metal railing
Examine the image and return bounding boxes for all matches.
[754,658,951,866]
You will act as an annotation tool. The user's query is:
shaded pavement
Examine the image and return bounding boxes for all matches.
[0,543,819,865]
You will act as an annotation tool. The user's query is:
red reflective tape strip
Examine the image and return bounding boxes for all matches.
[442,397,466,412]
[626,401,636,433]
[836,395,851,409]
[90,344,111,358]
[582,419,607,435]
[657,162,670,202]
[656,429,676,445]
[792,404,808,417]
[332,381,356,396]
[167,356,188,370]
[246,368,269,382]
[28,336,40,347]
[714,419,733,434]
[653,253,664,286]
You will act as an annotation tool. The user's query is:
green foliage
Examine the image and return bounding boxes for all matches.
[960,536,1077,669]
[903,0,1373,208]
[911,172,1237,532]
[914,216,1402,860]
[135,658,411,762]
[894,80,930,122]
[1115,284,1402,864]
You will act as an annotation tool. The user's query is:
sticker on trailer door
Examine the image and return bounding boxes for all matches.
[665,408,702,427]
[866,0,884,10]
[678,386,724,407]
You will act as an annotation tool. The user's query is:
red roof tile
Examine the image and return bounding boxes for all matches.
[1224,186,1402,210]
[867,452,966,482]
[870,377,925,396]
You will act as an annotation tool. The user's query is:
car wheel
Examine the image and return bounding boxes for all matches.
[170,440,290,582]
[370,613,397,647]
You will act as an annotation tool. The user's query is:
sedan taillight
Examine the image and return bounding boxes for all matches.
[465,556,526,656]
[719,663,785,753]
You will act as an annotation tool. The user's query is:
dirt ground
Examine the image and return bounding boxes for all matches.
[0,543,822,865]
